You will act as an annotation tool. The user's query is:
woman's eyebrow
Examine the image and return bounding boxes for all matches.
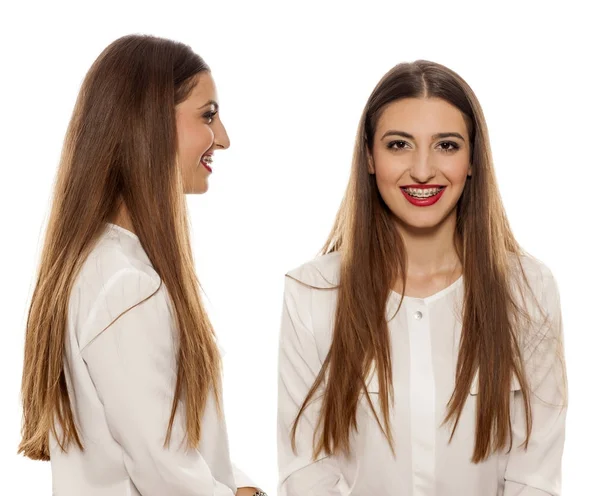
[432,132,465,142]
[197,100,219,111]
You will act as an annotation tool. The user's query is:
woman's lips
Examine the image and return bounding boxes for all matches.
[200,153,213,173]
[400,185,446,207]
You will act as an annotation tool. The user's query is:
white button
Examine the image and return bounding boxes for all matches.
[414,311,423,320]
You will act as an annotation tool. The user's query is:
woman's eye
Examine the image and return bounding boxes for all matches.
[203,111,217,124]
[387,140,409,150]
[438,141,460,152]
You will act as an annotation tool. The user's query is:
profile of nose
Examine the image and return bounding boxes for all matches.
[214,121,230,150]
[215,134,230,150]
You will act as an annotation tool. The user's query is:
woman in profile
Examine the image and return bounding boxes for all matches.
[278,60,567,495]
[19,34,266,496]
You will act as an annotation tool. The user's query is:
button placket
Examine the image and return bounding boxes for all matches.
[406,300,435,490]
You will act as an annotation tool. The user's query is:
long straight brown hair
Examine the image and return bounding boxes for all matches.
[291,60,567,463]
[18,34,222,460]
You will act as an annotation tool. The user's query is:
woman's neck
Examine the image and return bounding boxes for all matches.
[396,212,461,278]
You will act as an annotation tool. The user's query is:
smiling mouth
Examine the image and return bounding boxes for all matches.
[401,186,446,198]
[200,154,213,172]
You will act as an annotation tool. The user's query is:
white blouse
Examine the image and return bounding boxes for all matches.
[277,251,566,496]
[49,222,255,495]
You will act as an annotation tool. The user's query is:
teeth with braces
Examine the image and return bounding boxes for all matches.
[403,187,443,198]
[201,155,213,165]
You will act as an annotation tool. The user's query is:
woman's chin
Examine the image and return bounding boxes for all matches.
[394,210,456,233]
[184,182,209,195]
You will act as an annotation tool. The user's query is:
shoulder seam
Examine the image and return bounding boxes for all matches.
[78,269,162,354]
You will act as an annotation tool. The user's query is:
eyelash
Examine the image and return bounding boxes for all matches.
[203,110,217,123]
[387,140,461,153]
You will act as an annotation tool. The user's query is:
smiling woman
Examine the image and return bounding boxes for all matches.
[277,60,568,495]
[370,98,472,217]
[175,74,230,194]
[17,34,262,496]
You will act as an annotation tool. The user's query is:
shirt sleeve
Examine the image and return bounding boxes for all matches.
[231,462,258,490]
[277,274,347,496]
[80,269,235,496]
[503,269,568,496]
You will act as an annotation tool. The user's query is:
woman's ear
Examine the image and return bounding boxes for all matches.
[367,152,375,174]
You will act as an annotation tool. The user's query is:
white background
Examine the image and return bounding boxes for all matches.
[1,1,598,494]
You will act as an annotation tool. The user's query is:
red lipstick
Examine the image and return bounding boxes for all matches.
[400,184,446,207]
[200,153,213,173]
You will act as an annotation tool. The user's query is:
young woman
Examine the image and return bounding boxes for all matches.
[18,35,266,496]
[277,60,567,495]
